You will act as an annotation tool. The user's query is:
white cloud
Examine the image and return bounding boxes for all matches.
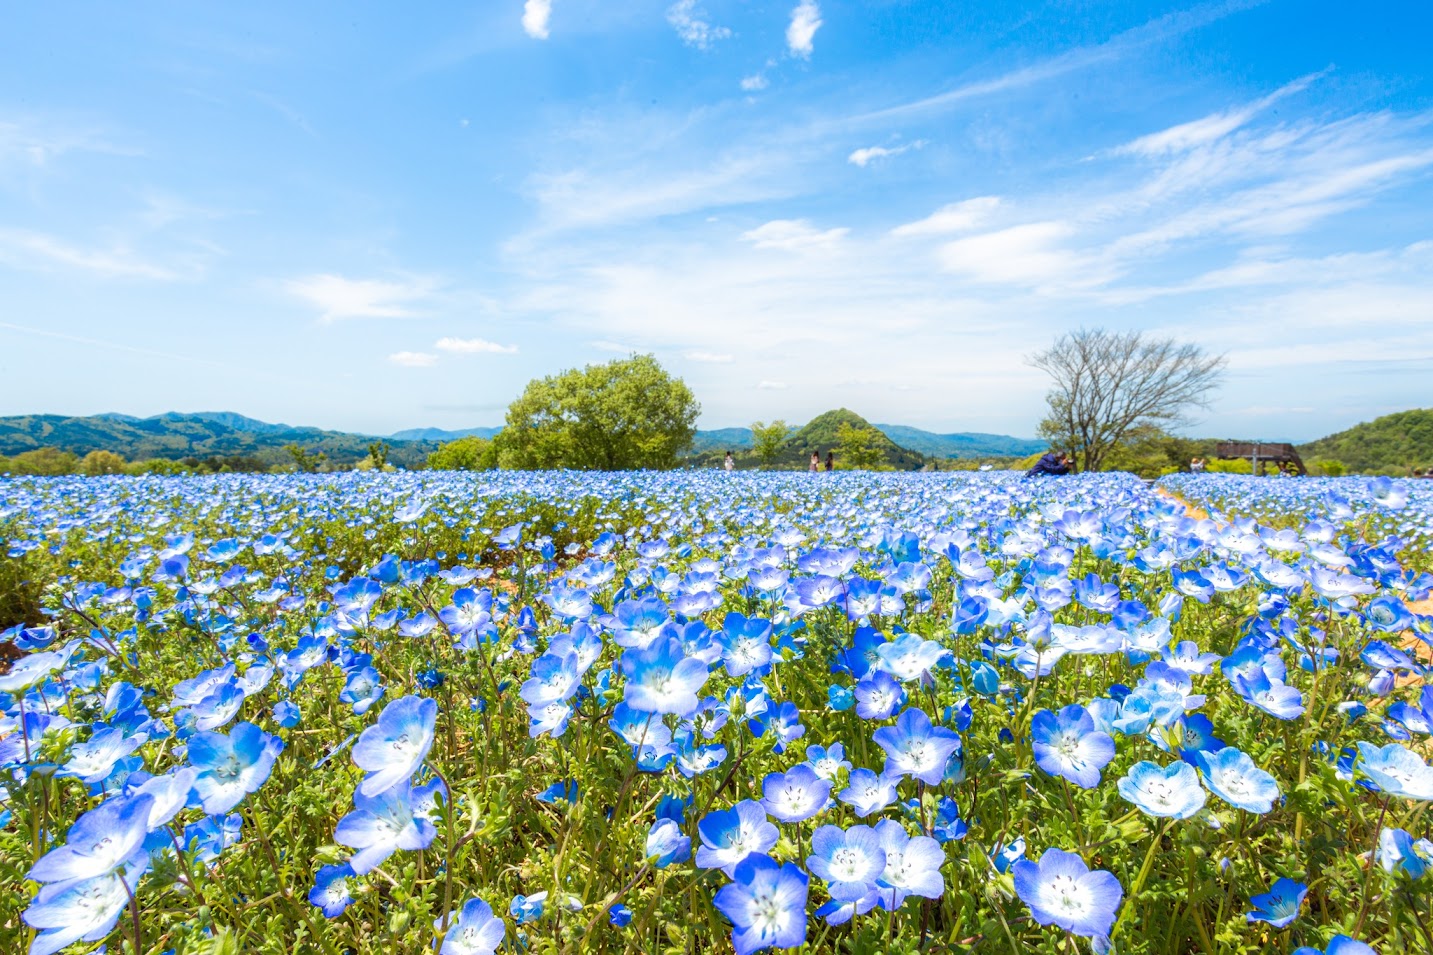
[1113,70,1328,158]
[590,339,638,353]
[435,336,518,354]
[786,1,821,58]
[741,218,848,251]
[666,0,731,50]
[740,74,769,92]
[758,380,789,390]
[286,273,434,321]
[389,351,437,367]
[0,227,179,280]
[522,0,552,40]
[891,197,1001,237]
[848,141,925,167]
[937,222,1097,286]
[684,350,733,363]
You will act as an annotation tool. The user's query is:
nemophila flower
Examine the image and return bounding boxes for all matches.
[435,897,506,955]
[183,813,243,864]
[874,632,946,682]
[609,903,633,927]
[761,764,832,823]
[611,597,671,649]
[828,684,855,711]
[0,648,68,693]
[521,651,581,709]
[189,721,283,814]
[309,862,357,918]
[1292,936,1378,955]
[718,613,774,677]
[814,889,880,926]
[340,665,386,715]
[352,695,438,798]
[273,699,301,728]
[646,819,692,867]
[536,779,579,804]
[335,781,437,874]
[620,634,709,717]
[1194,747,1281,813]
[509,891,548,924]
[1377,827,1433,878]
[28,793,153,884]
[837,768,899,818]
[1030,704,1115,790]
[1231,668,1305,720]
[1118,760,1207,819]
[804,743,852,781]
[713,854,809,955]
[1356,742,1433,800]
[807,824,885,901]
[873,708,961,786]
[1245,877,1307,928]
[57,726,145,786]
[697,800,779,876]
[855,669,906,720]
[1013,847,1122,941]
[932,796,967,843]
[181,681,246,734]
[872,819,945,908]
[22,859,147,955]
[752,701,806,753]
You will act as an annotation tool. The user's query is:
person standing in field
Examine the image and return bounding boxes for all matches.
[825,451,834,472]
[809,451,820,473]
[724,451,735,472]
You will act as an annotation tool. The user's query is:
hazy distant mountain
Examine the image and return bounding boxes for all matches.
[689,427,754,453]
[388,426,504,442]
[874,425,1046,459]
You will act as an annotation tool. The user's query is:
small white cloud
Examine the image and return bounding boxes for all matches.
[435,336,518,354]
[741,218,848,252]
[667,0,731,50]
[740,74,769,92]
[938,221,1092,285]
[758,380,788,390]
[786,1,821,58]
[389,351,437,367]
[286,273,434,321]
[848,141,925,167]
[684,350,733,363]
[891,197,1001,237]
[522,0,552,39]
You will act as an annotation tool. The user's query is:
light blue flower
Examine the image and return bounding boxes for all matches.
[696,800,779,876]
[646,818,692,868]
[713,854,808,955]
[351,695,438,798]
[1377,827,1433,879]
[22,860,148,955]
[806,824,885,901]
[1356,742,1433,800]
[309,863,357,918]
[872,818,945,908]
[1030,704,1115,789]
[873,708,961,786]
[435,896,506,955]
[1194,747,1281,813]
[334,782,437,874]
[28,793,153,884]
[188,721,284,814]
[621,634,710,717]
[1117,760,1207,819]
[1245,877,1306,928]
[761,764,831,823]
[1013,847,1122,941]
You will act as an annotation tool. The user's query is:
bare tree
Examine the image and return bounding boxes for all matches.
[1028,328,1226,472]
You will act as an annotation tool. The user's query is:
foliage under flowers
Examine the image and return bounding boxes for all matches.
[1,469,1432,954]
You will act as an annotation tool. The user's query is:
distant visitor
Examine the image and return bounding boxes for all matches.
[1026,451,1073,477]
[724,451,735,472]
[809,451,820,473]
[825,451,834,472]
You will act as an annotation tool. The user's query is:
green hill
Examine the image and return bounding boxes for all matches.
[1298,408,1433,473]
[0,413,438,467]
[688,409,926,469]
[874,424,1045,459]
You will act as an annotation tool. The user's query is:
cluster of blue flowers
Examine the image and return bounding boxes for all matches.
[1,468,1431,954]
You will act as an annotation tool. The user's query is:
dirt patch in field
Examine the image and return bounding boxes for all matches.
[1154,487,1210,521]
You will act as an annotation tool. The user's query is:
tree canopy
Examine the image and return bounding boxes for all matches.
[1029,328,1225,472]
[497,354,700,470]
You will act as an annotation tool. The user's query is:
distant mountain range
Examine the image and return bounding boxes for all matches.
[0,410,1044,467]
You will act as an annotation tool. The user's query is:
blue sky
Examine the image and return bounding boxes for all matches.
[2,1,1431,441]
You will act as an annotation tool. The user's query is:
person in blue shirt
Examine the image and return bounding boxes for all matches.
[1026,451,1073,477]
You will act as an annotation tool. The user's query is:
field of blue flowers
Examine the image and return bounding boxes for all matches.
[2,470,1431,955]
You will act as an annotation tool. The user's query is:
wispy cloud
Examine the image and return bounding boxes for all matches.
[0,227,180,280]
[740,74,769,92]
[891,197,1001,237]
[435,336,519,354]
[786,1,822,59]
[522,0,552,40]
[666,1,731,50]
[389,351,437,367]
[848,141,925,167]
[758,380,789,390]
[684,350,733,363]
[741,219,848,251]
[286,274,436,321]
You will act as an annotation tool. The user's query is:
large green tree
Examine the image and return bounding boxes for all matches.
[428,435,499,471]
[749,420,791,468]
[498,354,700,470]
